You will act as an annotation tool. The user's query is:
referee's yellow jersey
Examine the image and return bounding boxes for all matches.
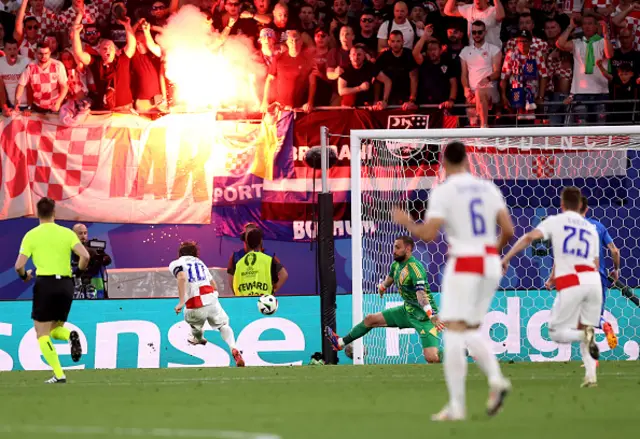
[19,223,81,277]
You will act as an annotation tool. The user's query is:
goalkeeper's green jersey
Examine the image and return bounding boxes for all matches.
[388,256,438,319]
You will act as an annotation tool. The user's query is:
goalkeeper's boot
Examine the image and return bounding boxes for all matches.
[70,330,82,362]
[187,336,207,346]
[232,349,245,367]
[487,379,511,417]
[602,322,618,349]
[324,326,343,351]
[431,405,465,422]
[45,376,66,384]
[584,326,600,360]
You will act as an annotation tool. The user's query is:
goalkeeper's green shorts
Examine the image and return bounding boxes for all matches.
[381,305,439,349]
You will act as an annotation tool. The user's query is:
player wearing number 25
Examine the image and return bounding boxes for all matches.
[503,187,601,388]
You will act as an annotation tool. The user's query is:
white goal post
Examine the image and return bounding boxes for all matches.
[349,125,640,365]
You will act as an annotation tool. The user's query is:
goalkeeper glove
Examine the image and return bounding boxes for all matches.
[423,304,433,318]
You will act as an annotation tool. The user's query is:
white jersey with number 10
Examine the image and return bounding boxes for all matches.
[426,173,507,257]
[168,256,218,307]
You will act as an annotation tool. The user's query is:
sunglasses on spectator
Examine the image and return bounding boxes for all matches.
[27,25,40,30]
[227,1,241,6]
[361,18,374,23]
[151,5,166,10]
[85,30,98,36]
[471,30,484,35]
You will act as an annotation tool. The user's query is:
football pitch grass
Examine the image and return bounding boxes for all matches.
[0,362,638,439]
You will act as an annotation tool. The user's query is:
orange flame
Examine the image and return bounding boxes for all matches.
[157,5,262,112]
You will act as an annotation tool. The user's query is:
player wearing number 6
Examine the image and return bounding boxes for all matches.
[393,142,514,422]
[169,241,245,367]
[502,187,601,387]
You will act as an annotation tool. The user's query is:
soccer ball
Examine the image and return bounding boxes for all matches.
[257,295,278,315]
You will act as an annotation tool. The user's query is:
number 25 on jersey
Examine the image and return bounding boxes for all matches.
[562,226,591,258]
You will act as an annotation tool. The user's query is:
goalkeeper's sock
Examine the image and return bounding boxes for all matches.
[579,341,597,382]
[464,330,504,387]
[220,325,237,351]
[343,321,372,346]
[38,336,65,379]
[50,326,70,341]
[443,331,467,417]
[550,328,584,344]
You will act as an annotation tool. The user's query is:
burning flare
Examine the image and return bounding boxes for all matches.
[157,5,262,112]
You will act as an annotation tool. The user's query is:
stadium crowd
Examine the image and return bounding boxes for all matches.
[0,0,639,126]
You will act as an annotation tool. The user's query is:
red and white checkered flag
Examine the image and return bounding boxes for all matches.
[26,120,103,201]
[225,148,254,177]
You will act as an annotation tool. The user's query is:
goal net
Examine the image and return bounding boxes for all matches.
[349,126,640,365]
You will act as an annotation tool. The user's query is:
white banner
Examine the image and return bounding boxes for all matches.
[0,112,251,224]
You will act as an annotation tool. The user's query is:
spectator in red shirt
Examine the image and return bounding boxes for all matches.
[308,27,333,109]
[327,25,355,81]
[71,18,135,111]
[261,29,314,112]
[15,40,68,114]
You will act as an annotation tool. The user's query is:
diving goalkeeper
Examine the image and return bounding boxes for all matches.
[326,235,445,363]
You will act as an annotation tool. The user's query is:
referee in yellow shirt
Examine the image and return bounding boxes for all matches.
[15,197,90,384]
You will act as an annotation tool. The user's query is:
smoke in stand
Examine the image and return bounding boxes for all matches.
[157,5,262,112]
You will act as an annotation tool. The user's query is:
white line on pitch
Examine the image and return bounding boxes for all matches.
[0,424,281,439]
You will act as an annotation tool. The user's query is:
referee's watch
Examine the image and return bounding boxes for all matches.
[19,271,28,280]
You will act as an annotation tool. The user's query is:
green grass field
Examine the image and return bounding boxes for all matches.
[0,362,638,439]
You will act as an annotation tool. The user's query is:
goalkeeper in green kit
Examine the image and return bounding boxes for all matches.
[326,236,444,363]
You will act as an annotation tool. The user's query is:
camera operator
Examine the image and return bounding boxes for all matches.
[71,224,112,299]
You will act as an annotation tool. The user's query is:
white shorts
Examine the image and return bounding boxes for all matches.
[548,282,603,330]
[184,302,229,332]
[439,256,502,326]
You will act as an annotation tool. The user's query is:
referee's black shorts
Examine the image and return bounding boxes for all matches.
[32,276,74,322]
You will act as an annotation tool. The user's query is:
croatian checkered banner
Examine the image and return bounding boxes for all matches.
[0,112,271,224]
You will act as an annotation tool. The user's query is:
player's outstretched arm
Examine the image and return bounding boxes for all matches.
[175,271,188,314]
[392,207,443,242]
[502,229,545,272]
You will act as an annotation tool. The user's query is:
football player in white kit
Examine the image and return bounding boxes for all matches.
[169,241,245,367]
[393,141,515,421]
[502,187,600,387]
